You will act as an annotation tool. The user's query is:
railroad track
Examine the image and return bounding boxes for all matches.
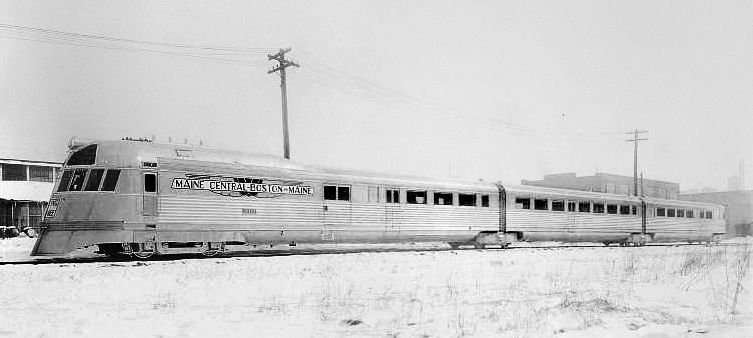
[0,241,743,266]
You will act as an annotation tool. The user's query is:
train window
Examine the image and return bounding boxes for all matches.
[667,209,675,217]
[567,201,576,212]
[705,211,712,219]
[84,169,105,191]
[578,201,590,212]
[101,169,121,191]
[407,190,427,204]
[337,186,350,201]
[699,210,705,219]
[68,169,88,191]
[144,173,157,193]
[619,205,630,215]
[434,192,454,206]
[686,210,694,218]
[481,195,490,207]
[657,207,666,217]
[57,170,73,192]
[632,206,637,215]
[324,186,337,200]
[515,197,530,209]
[458,193,476,206]
[592,202,604,213]
[551,200,565,211]
[66,144,97,166]
[534,199,548,210]
[607,204,618,214]
[323,185,350,201]
[385,189,400,203]
[676,209,685,217]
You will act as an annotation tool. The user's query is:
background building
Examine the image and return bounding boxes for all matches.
[681,190,753,237]
[521,172,680,199]
[0,158,60,237]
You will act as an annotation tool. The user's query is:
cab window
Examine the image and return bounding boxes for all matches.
[84,169,105,191]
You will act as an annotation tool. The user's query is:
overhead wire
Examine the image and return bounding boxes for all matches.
[0,23,628,144]
[291,50,625,142]
[0,23,274,66]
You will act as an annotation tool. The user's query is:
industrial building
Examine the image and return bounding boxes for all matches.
[681,190,753,237]
[521,172,680,199]
[0,158,60,237]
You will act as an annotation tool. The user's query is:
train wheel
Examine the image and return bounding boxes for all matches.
[131,243,155,260]
[201,242,222,257]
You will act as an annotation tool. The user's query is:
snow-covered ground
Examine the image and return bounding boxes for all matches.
[1,237,751,337]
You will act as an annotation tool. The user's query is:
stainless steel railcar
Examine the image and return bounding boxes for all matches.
[32,139,502,257]
[32,138,726,257]
[502,185,726,245]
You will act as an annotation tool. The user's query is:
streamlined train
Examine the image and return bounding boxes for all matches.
[32,138,726,258]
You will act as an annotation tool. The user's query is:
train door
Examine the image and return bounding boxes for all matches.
[384,188,402,241]
[322,184,352,243]
[143,171,159,218]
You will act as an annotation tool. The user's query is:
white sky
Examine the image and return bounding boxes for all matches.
[1,0,752,191]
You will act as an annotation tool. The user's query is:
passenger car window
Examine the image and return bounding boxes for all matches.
[407,190,427,204]
[515,197,530,209]
[481,195,490,207]
[386,189,400,203]
[434,192,453,206]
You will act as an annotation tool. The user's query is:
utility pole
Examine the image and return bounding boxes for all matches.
[268,48,299,160]
[625,129,649,196]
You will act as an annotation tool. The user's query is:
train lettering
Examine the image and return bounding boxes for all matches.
[171,178,312,195]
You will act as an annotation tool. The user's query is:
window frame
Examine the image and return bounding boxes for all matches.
[385,188,400,204]
[606,204,618,214]
[515,197,531,210]
[578,201,590,213]
[323,184,351,201]
[458,193,476,207]
[84,168,105,191]
[434,191,454,206]
[144,173,158,193]
[100,169,121,192]
[481,195,490,207]
[406,190,427,205]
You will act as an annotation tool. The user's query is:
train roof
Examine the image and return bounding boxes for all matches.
[67,138,497,191]
[65,138,725,208]
[504,184,723,208]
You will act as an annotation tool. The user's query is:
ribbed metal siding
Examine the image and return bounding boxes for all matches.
[158,195,499,241]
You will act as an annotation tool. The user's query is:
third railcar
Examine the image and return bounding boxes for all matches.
[32,138,726,257]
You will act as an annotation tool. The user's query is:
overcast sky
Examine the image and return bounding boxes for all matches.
[1,0,752,191]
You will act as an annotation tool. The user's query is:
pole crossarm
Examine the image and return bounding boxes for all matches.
[268,47,299,160]
[625,129,649,197]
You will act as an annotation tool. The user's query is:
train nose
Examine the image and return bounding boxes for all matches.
[30,231,76,256]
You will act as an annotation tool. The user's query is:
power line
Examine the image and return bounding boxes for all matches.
[0,23,275,65]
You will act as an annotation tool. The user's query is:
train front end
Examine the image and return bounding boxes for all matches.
[31,139,147,256]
